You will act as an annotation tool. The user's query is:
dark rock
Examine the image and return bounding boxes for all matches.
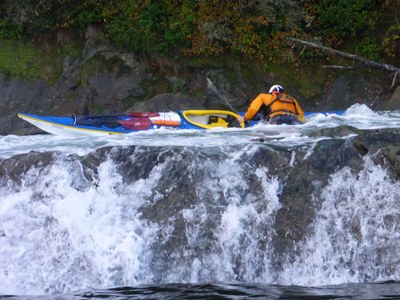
[88,73,115,105]
[381,85,400,110]
[85,25,107,44]
[127,93,207,112]
[352,130,400,178]
[319,69,391,110]
[62,56,81,89]
[0,151,56,186]
[0,77,55,135]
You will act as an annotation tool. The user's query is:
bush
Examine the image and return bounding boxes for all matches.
[383,24,400,61]
[105,1,194,55]
[311,0,378,41]
[0,18,22,39]
[358,37,382,61]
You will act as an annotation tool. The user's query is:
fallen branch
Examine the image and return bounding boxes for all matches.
[322,65,356,69]
[289,38,400,76]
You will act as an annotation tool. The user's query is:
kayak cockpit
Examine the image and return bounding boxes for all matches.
[181,110,243,129]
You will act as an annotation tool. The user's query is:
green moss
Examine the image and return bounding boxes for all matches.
[58,41,84,59]
[0,38,83,85]
[80,54,125,87]
[185,56,227,69]
[93,103,105,113]
[0,39,45,79]
[143,78,171,96]
[80,56,99,87]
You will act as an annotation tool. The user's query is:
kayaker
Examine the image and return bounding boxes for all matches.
[238,84,305,125]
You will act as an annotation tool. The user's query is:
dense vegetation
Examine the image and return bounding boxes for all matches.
[0,0,399,65]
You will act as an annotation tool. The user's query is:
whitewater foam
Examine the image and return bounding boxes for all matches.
[1,104,400,295]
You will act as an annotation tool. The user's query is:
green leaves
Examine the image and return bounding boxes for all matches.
[105,1,192,54]
[313,0,378,40]
[0,0,398,64]
[0,18,22,39]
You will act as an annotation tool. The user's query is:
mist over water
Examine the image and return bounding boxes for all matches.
[1,104,400,298]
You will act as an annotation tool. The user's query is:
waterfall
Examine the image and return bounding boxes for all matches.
[1,126,400,295]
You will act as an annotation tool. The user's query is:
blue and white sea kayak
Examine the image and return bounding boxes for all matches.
[18,110,344,137]
[17,110,245,137]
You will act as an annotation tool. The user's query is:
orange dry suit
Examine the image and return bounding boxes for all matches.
[243,92,305,123]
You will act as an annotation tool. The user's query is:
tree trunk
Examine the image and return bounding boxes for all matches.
[289,38,400,75]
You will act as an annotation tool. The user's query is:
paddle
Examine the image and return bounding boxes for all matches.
[206,77,249,127]
[206,77,240,114]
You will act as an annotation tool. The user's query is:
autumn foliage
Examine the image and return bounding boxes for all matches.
[0,0,399,64]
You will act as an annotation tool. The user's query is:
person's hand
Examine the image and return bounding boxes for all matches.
[237,115,245,123]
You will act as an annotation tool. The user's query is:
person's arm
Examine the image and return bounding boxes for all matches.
[294,99,305,122]
[243,94,264,121]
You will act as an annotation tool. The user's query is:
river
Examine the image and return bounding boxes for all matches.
[1,104,400,299]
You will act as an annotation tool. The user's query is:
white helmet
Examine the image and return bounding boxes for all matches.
[269,84,284,94]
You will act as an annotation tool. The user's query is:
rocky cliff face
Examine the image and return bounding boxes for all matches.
[1,26,399,136]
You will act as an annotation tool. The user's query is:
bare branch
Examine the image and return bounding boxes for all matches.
[299,46,306,56]
[289,38,400,75]
[322,65,356,69]
[390,72,399,89]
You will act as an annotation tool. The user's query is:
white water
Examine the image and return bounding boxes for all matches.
[280,157,400,285]
[1,104,400,295]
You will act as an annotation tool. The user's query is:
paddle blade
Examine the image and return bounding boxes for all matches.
[118,117,152,130]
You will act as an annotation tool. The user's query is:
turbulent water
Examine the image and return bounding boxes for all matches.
[1,104,400,299]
